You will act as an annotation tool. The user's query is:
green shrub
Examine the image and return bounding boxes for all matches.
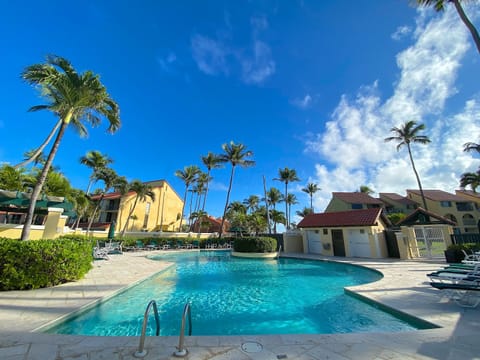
[233,237,277,253]
[0,237,93,291]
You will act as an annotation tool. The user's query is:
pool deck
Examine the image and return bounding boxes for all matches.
[0,251,479,360]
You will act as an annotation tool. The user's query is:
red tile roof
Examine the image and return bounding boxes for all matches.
[379,192,417,205]
[406,189,468,202]
[297,208,384,228]
[332,192,383,204]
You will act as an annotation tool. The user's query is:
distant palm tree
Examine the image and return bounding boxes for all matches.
[301,183,319,212]
[243,195,260,214]
[284,193,298,228]
[265,187,282,211]
[201,152,223,212]
[121,180,155,236]
[20,55,120,240]
[463,142,480,154]
[385,120,431,210]
[218,141,255,238]
[460,170,480,192]
[175,165,201,231]
[274,167,300,229]
[270,209,286,234]
[416,0,480,54]
[80,150,113,195]
[226,201,248,217]
[359,185,374,195]
[296,207,313,218]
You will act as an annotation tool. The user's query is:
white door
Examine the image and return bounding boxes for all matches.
[308,230,322,254]
[348,229,371,257]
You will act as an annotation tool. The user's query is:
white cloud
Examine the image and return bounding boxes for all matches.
[305,7,479,212]
[191,34,229,76]
[292,94,313,109]
[157,51,177,73]
[241,40,276,84]
[391,25,412,41]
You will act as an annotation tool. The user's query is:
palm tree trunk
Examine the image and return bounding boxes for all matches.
[178,187,188,231]
[21,121,68,240]
[14,119,62,169]
[407,144,429,211]
[121,199,138,236]
[284,183,289,230]
[452,0,480,54]
[310,195,313,212]
[87,194,105,235]
[202,170,211,212]
[219,166,236,238]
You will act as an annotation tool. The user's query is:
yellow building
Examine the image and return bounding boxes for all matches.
[324,192,384,212]
[96,180,183,232]
[406,189,479,233]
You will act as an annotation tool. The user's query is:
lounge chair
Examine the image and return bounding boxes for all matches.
[428,264,480,283]
[461,249,480,263]
[146,239,160,250]
[430,280,480,308]
[176,240,185,249]
[192,240,200,249]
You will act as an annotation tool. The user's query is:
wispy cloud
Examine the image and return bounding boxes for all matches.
[391,25,412,41]
[191,14,275,85]
[157,51,177,73]
[304,7,477,212]
[291,94,313,109]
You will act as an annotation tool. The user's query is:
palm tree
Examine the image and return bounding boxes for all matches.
[270,209,286,234]
[284,193,298,229]
[296,207,313,218]
[120,180,155,236]
[80,150,113,194]
[243,195,260,213]
[385,120,431,210]
[463,142,480,154]
[175,165,201,231]
[218,141,255,238]
[201,152,223,212]
[301,183,319,212]
[0,165,28,191]
[274,167,300,229]
[460,170,480,192]
[416,0,480,55]
[359,185,374,195]
[20,55,120,240]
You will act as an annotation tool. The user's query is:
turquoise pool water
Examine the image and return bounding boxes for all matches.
[46,251,422,336]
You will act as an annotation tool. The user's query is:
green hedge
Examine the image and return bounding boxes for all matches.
[0,237,93,291]
[233,237,277,253]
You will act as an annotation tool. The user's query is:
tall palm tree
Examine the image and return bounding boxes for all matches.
[385,120,431,210]
[201,152,223,213]
[301,183,319,212]
[274,167,300,229]
[218,141,255,238]
[296,207,313,218]
[175,165,201,231]
[121,180,155,236]
[359,185,374,194]
[416,0,480,55]
[270,209,286,234]
[463,142,480,154]
[20,55,120,240]
[80,150,113,194]
[460,170,480,192]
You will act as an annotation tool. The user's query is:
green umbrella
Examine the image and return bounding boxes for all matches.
[108,221,116,240]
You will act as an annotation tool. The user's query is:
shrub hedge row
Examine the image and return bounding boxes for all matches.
[233,237,277,253]
[0,237,93,290]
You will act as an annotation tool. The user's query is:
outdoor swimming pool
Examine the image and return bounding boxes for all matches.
[46,251,426,336]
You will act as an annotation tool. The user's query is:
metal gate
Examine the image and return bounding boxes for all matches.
[414,226,446,258]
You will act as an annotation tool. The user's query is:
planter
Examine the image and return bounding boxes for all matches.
[444,249,464,263]
[231,251,278,259]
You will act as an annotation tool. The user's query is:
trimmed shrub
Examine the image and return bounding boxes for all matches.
[0,237,93,291]
[233,237,277,253]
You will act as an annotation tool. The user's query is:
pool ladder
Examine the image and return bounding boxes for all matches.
[134,300,192,358]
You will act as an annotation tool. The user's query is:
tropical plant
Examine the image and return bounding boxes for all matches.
[359,185,374,194]
[243,195,260,213]
[20,55,120,240]
[218,141,255,238]
[284,193,298,229]
[201,152,223,212]
[42,170,72,197]
[226,201,247,218]
[463,141,480,154]
[80,150,113,194]
[301,183,319,212]
[385,120,431,210]
[416,0,480,54]
[270,209,286,234]
[69,188,90,229]
[175,165,201,231]
[120,180,155,236]
[460,170,480,192]
[274,167,300,229]
[296,207,313,218]
[0,165,28,191]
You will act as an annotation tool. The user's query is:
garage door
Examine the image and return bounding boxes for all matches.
[308,231,322,254]
[348,229,371,257]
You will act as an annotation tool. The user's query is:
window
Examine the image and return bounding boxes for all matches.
[360,229,365,234]
[456,202,474,211]
[440,201,452,207]
[351,203,363,209]
[323,229,328,235]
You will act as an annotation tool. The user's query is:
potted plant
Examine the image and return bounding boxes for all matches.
[444,244,465,263]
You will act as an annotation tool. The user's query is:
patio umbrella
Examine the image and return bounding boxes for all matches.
[108,221,116,240]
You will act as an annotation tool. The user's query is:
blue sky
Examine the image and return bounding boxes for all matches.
[1,1,479,224]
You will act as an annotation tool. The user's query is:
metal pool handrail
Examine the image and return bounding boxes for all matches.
[134,300,160,358]
[173,302,192,357]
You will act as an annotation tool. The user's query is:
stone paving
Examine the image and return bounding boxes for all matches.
[0,250,479,359]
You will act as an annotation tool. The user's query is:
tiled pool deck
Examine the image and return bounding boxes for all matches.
[1,251,479,360]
